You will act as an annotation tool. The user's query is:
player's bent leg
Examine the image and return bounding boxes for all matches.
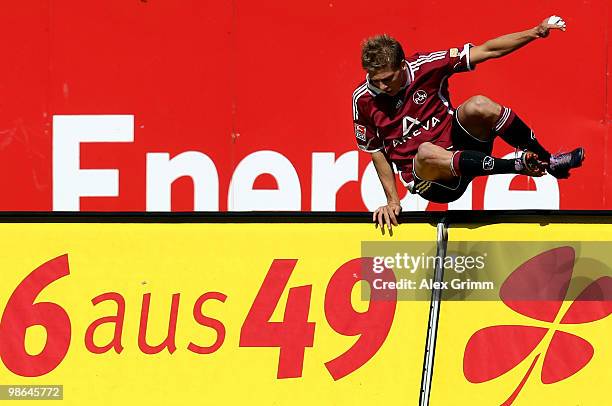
[456,95,502,141]
[410,143,470,203]
[413,142,454,182]
[410,176,472,204]
[411,142,547,204]
[458,96,585,178]
[414,141,545,182]
[458,95,585,179]
[452,150,546,178]
[488,103,552,162]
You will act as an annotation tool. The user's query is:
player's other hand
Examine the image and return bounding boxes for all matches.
[536,15,567,38]
[373,202,402,236]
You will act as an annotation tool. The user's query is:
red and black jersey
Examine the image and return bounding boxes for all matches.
[352,43,474,182]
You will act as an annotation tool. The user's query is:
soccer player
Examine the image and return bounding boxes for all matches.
[352,16,584,233]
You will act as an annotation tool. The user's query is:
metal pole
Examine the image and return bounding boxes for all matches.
[419,220,448,406]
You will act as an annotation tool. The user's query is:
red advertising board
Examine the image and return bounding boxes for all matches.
[0,0,609,211]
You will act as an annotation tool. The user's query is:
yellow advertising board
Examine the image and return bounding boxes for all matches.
[431,224,612,406]
[1,221,611,405]
[0,223,435,405]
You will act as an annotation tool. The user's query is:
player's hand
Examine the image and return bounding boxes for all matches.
[373,202,402,236]
[535,15,567,38]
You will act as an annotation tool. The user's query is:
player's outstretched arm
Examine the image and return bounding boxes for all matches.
[470,15,567,65]
[371,151,402,235]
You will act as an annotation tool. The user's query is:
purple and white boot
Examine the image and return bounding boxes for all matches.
[547,147,585,179]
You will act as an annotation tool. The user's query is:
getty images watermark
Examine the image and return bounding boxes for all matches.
[360,241,612,301]
[371,252,492,292]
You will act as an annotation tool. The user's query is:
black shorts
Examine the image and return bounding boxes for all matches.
[411,111,494,203]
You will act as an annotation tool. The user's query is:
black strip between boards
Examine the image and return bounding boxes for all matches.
[0,210,609,223]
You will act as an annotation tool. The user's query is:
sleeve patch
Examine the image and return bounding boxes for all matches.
[355,124,367,141]
[450,47,459,58]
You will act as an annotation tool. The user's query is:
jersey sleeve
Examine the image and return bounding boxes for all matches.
[408,43,475,77]
[451,43,475,73]
[352,92,383,153]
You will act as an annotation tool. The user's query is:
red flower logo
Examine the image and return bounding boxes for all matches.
[463,246,612,405]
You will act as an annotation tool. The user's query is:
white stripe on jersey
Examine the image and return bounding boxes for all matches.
[352,86,367,120]
[409,51,448,72]
[411,51,447,65]
[352,83,367,98]
[352,83,367,112]
[438,75,453,114]
[352,84,368,120]
[407,62,416,82]
[410,55,447,72]
[415,51,446,61]
[459,43,474,71]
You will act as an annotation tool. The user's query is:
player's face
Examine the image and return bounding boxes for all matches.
[369,63,406,96]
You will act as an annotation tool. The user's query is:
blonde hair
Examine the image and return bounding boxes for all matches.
[361,34,405,71]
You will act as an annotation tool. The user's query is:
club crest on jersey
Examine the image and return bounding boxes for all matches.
[355,124,367,141]
[413,90,428,105]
